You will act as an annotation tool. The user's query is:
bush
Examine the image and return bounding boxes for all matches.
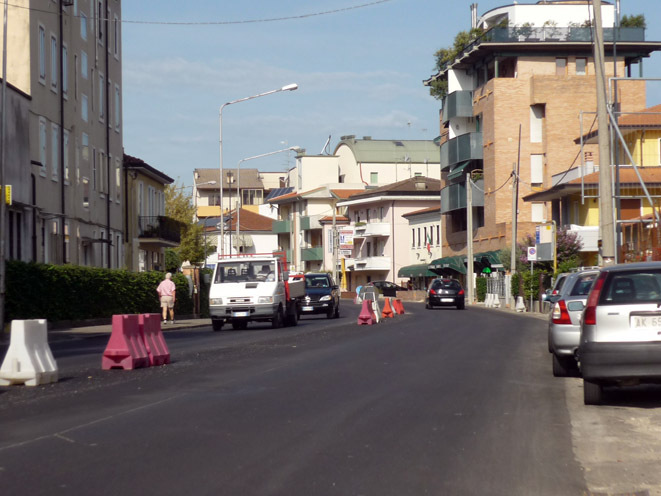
[511,272,522,298]
[476,277,487,302]
[5,261,198,323]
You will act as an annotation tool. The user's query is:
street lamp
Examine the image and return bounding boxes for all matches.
[218,83,298,256]
[236,147,301,255]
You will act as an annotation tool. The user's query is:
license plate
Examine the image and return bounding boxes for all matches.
[232,311,249,317]
[631,314,661,330]
[302,306,314,311]
[441,298,454,303]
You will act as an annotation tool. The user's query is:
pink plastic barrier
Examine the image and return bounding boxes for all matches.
[139,313,171,366]
[357,299,376,325]
[102,314,150,370]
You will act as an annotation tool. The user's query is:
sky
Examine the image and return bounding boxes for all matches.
[121,0,661,187]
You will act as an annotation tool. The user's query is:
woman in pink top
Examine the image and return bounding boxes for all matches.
[157,273,176,324]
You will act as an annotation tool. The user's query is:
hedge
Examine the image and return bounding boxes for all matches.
[5,260,200,323]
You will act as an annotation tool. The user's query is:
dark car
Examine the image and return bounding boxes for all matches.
[299,273,340,319]
[425,278,465,310]
[368,281,407,297]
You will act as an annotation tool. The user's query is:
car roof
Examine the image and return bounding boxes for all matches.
[599,261,661,273]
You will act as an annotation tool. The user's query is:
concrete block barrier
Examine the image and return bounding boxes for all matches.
[515,296,526,312]
[102,314,150,370]
[0,319,58,386]
[139,314,171,366]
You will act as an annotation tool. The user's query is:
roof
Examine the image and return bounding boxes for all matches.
[123,154,174,184]
[577,104,661,144]
[346,177,441,201]
[402,206,441,218]
[333,137,440,164]
[194,168,263,189]
[523,166,661,201]
[319,215,350,224]
[227,208,275,232]
[265,187,294,201]
[330,189,365,199]
[268,186,366,204]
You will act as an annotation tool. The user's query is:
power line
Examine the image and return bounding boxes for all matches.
[7,0,393,25]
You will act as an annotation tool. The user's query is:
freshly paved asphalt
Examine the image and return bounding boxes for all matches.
[0,302,586,495]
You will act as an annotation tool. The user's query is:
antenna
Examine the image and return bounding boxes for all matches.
[320,135,332,155]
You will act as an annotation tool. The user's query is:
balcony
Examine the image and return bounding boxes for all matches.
[300,214,324,231]
[442,91,473,123]
[272,219,291,234]
[301,246,324,261]
[353,222,391,238]
[440,132,482,171]
[138,216,183,246]
[484,26,644,44]
[352,256,391,271]
[440,179,484,214]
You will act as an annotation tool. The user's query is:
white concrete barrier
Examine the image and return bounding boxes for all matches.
[371,298,381,323]
[493,294,501,308]
[515,296,526,313]
[0,320,58,386]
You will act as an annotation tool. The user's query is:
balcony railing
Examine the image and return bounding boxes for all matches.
[300,214,324,231]
[353,222,391,238]
[138,216,183,244]
[272,219,291,234]
[352,256,391,271]
[442,91,473,123]
[301,246,323,261]
[440,132,482,171]
[440,179,484,214]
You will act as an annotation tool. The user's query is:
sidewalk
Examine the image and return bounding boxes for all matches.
[48,317,212,339]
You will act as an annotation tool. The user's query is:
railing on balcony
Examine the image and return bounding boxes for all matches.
[440,132,482,171]
[353,222,391,238]
[272,219,291,234]
[138,216,183,244]
[352,256,391,271]
[440,179,484,214]
[300,214,324,231]
[442,91,473,123]
[301,246,323,261]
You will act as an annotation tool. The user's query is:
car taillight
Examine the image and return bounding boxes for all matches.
[583,271,607,326]
[552,300,572,325]
[458,289,465,295]
[429,289,436,295]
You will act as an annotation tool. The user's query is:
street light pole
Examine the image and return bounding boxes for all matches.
[219,83,298,257]
[236,147,300,255]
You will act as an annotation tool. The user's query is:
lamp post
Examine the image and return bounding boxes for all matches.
[236,147,300,255]
[218,83,298,256]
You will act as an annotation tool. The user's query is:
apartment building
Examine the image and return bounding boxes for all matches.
[424,0,661,272]
[2,0,123,267]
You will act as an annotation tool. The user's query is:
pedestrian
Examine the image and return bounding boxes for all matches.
[157,272,176,324]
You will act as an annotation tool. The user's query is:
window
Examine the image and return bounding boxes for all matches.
[113,15,120,58]
[114,84,120,130]
[74,54,78,100]
[436,225,440,245]
[424,227,428,247]
[417,227,421,247]
[39,118,47,175]
[414,172,422,177]
[530,105,544,143]
[80,12,87,40]
[411,229,415,247]
[51,124,59,181]
[115,158,121,202]
[64,221,70,264]
[50,35,58,90]
[81,94,88,122]
[370,172,378,184]
[97,1,104,44]
[62,44,68,97]
[555,58,567,76]
[81,132,89,162]
[92,147,97,190]
[531,202,545,222]
[99,150,106,194]
[63,130,70,182]
[81,51,88,79]
[241,189,263,206]
[98,73,105,121]
[530,154,544,186]
[38,25,46,82]
[576,58,587,75]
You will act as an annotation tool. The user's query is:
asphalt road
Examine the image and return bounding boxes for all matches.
[0,303,587,495]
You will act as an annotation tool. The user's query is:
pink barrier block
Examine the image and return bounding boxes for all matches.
[357,299,376,325]
[139,313,171,366]
[102,314,150,370]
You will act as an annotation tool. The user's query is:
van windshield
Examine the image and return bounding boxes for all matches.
[214,261,276,283]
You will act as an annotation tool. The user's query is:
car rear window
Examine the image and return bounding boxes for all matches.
[432,279,461,290]
[569,273,597,296]
[599,270,661,305]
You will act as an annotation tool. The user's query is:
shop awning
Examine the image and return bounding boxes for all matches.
[398,263,437,278]
[429,255,466,275]
[447,161,470,181]
[474,250,503,271]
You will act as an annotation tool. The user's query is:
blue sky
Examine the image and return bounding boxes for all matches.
[121,0,661,186]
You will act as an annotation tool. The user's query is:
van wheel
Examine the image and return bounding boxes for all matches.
[212,319,223,332]
[285,308,298,327]
[272,307,284,329]
[583,380,603,405]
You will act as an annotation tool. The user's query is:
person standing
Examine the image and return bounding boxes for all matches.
[157,273,176,324]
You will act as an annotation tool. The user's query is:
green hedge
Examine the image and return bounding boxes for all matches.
[476,277,487,302]
[5,260,197,323]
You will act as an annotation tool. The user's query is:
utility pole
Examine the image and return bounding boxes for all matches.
[592,0,616,265]
[511,124,522,275]
[331,197,338,286]
[0,0,8,332]
[466,172,474,305]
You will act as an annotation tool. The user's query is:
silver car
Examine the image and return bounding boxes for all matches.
[579,262,661,405]
[548,269,599,377]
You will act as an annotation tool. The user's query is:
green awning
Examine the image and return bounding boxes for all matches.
[429,255,466,275]
[474,251,502,269]
[398,263,437,278]
[447,161,470,181]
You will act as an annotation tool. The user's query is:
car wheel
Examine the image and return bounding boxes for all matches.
[232,320,248,330]
[552,354,575,377]
[272,307,284,329]
[583,380,603,405]
[425,301,430,309]
[456,301,465,310]
[326,306,334,319]
[334,303,340,318]
[212,319,223,332]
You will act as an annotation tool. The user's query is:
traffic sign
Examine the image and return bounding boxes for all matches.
[527,246,537,261]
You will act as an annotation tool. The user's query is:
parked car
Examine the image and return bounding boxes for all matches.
[548,269,599,377]
[425,278,465,310]
[368,281,407,297]
[544,272,571,306]
[299,273,340,319]
[578,262,661,405]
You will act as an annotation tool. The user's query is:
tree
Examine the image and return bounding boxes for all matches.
[165,183,204,265]
[430,28,484,100]
[620,14,646,29]
[518,227,583,275]
[165,248,181,273]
